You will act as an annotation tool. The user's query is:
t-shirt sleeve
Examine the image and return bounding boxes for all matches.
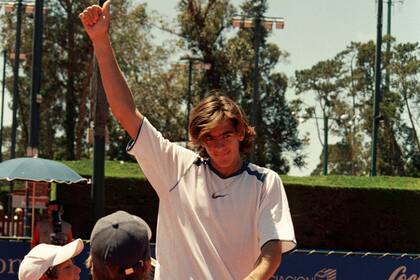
[258,172,296,253]
[126,118,197,197]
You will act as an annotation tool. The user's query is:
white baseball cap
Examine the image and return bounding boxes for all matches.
[19,239,84,280]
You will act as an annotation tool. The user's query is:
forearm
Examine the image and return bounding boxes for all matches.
[92,36,142,139]
[244,241,282,280]
[80,1,142,138]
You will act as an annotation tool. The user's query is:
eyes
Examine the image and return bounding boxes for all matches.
[203,133,235,144]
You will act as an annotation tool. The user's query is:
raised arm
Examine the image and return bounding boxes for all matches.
[79,0,142,139]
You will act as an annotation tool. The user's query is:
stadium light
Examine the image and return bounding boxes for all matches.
[231,13,285,163]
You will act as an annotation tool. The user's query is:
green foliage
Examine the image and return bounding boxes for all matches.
[286,184,420,252]
[295,38,420,176]
[0,0,186,160]
[1,0,94,159]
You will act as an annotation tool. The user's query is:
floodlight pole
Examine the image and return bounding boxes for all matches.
[231,11,284,164]
[384,0,392,98]
[371,0,383,176]
[0,50,6,162]
[28,0,44,157]
[252,15,261,129]
[91,0,108,221]
[186,59,193,141]
[179,55,206,141]
[323,114,329,176]
[10,0,23,160]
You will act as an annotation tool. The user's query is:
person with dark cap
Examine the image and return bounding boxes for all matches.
[86,210,153,280]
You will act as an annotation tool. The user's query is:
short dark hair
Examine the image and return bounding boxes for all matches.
[47,200,62,211]
[44,266,58,279]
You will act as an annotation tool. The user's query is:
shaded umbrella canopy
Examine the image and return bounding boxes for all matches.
[0,157,88,184]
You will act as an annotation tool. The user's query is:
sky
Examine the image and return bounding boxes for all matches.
[1,0,419,175]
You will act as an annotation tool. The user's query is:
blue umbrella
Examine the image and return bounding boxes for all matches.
[0,157,88,184]
[0,157,88,237]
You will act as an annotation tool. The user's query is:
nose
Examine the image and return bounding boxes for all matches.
[214,138,226,150]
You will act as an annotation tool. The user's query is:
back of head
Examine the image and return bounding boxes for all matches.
[189,94,256,157]
[89,210,152,280]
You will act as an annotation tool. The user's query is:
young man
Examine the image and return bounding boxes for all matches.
[79,2,296,279]
[19,238,83,280]
[86,210,153,280]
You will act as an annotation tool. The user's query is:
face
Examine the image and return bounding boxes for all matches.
[200,119,244,177]
[47,204,59,217]
[53,259,81,280]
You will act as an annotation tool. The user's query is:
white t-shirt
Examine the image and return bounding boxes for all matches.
[127,118,296,280]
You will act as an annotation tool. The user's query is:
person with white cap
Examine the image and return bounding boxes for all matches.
[19,238,83,280]
[86,210,153,280]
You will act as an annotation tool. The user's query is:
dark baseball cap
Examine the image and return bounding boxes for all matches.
[90,211,152,274]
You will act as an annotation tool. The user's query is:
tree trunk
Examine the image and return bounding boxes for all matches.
[75,59,93,159]
[402,89,420,151]
[65,3,76,160]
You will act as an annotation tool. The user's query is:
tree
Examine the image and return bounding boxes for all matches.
[0,0,185,161]
[297,38,420,176]
[294,58,347,175]
[0,0,94,159]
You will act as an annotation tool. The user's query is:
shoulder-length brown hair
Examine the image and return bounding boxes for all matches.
[189,94,256,158]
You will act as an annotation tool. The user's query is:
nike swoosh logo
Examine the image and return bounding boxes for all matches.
[211,193,230,199]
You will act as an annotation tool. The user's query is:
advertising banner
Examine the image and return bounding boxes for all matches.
[0,240,419,280]
[276,250,420,280]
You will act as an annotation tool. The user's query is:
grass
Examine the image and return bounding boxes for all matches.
[281,175,420,190]
[64,159,420,190]
[62,159,145,179]
[2,159,420,190]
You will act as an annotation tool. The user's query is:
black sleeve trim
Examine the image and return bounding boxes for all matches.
[261,239,297,254]
[126,118,145,152]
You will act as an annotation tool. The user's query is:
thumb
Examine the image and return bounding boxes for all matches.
[102,0,111,18]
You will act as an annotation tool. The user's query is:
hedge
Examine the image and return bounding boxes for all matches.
[57,178,420,253]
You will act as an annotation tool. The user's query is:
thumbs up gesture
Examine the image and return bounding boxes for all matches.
[79,0,111,42]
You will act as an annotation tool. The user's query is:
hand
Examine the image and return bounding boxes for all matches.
[79,0,111,42]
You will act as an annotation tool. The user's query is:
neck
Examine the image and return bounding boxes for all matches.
[210,158,243,178]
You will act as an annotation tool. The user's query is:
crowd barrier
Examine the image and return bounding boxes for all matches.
[0,239,419,279]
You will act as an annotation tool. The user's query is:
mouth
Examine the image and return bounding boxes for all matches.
[214,149,229,157]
